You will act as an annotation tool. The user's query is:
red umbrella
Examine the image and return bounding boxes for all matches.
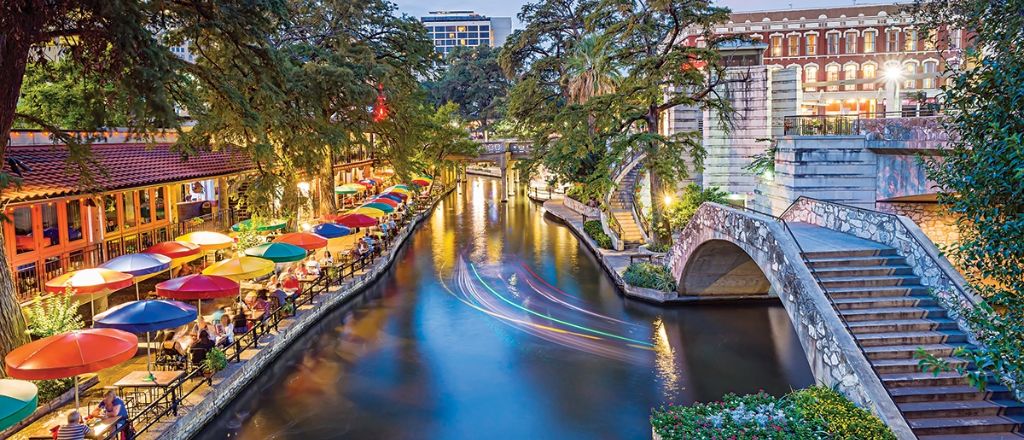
[371,198,399,208]
[274,232,328,251]
[355,180,374,188]
[5,329,138,410]
[156,274,240,316]
[143,241,202,260]
[44,269,133,295]
[335,214,379,228]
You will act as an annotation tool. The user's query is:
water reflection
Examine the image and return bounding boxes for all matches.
[199,176,813,440]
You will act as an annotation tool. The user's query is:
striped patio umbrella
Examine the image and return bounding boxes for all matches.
[350,206,387,218]
[361,202,394,213]
[243,243,307,263]
[0,379,37,431]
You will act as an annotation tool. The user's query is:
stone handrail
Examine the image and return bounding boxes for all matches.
[780,197,980,340]
[564,195,600,218]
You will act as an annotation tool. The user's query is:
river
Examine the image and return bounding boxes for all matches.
[197,175,813,440]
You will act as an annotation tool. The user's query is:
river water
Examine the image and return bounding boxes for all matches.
[197,176,813,440]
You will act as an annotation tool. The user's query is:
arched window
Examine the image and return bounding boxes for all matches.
[862,63,877,90]
[804,65,819,91]
[826,64,840,91]
[844,64,858,90]
[922,60,938,88]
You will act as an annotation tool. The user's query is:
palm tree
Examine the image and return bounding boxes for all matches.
[566,34,621,105]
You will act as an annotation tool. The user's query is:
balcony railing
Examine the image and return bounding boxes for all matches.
[782,115,857,136]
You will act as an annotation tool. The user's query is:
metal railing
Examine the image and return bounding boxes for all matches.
[782,115,857,136]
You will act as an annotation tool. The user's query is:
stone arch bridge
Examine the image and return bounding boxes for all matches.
[450,139,532,201]
[664,197,1012,440]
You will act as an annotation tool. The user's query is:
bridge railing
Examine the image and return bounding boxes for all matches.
[725,202,904,420]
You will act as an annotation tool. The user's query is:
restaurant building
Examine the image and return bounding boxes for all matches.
[2,130,375,305]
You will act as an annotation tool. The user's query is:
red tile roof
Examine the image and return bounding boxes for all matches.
[2,143,254,203]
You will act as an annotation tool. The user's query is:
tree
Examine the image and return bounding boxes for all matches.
[425,46,510,134]
[565,34,621,105]
[14,58,130,130]
[0,0,287,375]
[914,0,1024,392]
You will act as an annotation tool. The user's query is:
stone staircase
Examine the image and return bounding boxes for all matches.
[802,241,1024,439]
[607,165,645,247]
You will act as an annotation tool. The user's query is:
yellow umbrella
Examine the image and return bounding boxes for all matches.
[384,187,411,195]
[350,207,387,218]
[176,231,234,252]
[202,257,274,281]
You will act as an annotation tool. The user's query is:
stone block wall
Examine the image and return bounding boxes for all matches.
[876,202,959,248]
[770,67,801,139]
[704,66,771,197]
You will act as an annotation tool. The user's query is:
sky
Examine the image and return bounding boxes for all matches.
[393,0,869,25]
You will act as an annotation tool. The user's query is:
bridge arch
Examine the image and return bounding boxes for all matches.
[677,239,772,296]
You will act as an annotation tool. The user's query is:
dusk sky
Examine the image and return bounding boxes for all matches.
[393,0,875,24]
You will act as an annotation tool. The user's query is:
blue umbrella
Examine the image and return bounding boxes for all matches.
[100,253,172,300]
[311,223,352,239]
[93,299,197,377]
[378,193,404,203]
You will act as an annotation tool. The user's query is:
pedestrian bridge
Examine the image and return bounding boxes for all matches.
[664,197,1002,440]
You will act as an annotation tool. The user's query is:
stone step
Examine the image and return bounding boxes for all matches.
[804,247,898,259]
[812,265,915,278]
[900,399,1024,419]
[863,342,969,360]
[806,254,908,269]
[827,286,932,299]
[820,274,922,288]
[881,371,975,388]
[833,295,938,310]
[848,318,960,334]
[854,330,968,347]
[840,306,949,322]
[918,432,1024,439]
[871,356,969,374]
[909,415,1024,436]
[890,385,1015,403]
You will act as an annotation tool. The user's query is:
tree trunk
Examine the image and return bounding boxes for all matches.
[646,106,671,247]
[0,13,42,375]
[0,235,29,378]
[317,148,336,217]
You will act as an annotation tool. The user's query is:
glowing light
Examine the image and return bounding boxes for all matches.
[300,222,311,231]
[884,66,903,82]
[663,194,674,207]
[297,181,311,193]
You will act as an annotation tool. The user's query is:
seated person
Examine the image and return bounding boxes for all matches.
[242,291,258,311]
[232,311,250,334]
[252,291,271,317]
[305,256,321,277]
[55,410,89,440]
[321,250,334,267]
[91,389,128,421]
[215,314,234,346]
[282,273,300,294]
[273,283,291,309]
[355,240,370,257]
[193,317,214,338]
[264,274,279,292]
[190,330,215,365]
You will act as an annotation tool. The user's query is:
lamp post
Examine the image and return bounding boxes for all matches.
[883,66,903,118]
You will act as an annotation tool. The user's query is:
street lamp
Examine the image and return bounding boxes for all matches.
[883,66,903,117]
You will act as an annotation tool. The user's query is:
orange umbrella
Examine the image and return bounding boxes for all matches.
[143,241,202,260]
[274,232,328,251]
[5,329,138,410]
[45,269,134,322]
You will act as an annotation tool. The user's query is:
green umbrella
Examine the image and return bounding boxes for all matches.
[393,184,414,191]
[231,218,287,232]
[0,379,37,431]
[362,202,395,213]
[243,242,307,263]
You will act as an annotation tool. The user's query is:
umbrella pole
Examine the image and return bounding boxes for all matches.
[74,375,80,413]
[146,332,155,382]
[135,282,141,301]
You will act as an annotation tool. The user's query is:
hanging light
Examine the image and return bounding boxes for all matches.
[372,83,389,123]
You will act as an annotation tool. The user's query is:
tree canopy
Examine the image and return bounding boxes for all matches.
[425,46,510,133]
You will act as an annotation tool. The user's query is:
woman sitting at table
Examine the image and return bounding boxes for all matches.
[321,250,334,267]
[92,389,128,420]
[232,310,250,334]
[55,410,89,440]
[190,330,215,366]
[305,256,320,277]
[253,291,271,317]
[215,314,234,347]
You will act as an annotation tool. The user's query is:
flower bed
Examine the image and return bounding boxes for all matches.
[583,220,613,249]
[651,387,895,440]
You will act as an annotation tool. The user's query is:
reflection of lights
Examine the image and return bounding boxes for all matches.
[726,193,745,201]
[652,317,679,400]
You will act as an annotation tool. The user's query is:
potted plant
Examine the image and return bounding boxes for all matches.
[202,348,227,380]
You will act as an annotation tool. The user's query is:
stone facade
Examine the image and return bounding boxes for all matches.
[704,66,772,198]
[781,197,979,341]
[876,201,959,248]
[664,202,914,439]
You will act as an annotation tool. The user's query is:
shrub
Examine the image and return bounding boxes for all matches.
[651,387,895,440]
[623,262,676,292]
[25,289,84,338]
[203,348,228,374]
[665,184,729,232]
[645,242,672,253]
[37,378,76,403]
[583,220,613,249]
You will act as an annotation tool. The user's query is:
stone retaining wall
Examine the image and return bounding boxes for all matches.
[563,196,599,218]
[665,202,914,439]
[159,188,453,440]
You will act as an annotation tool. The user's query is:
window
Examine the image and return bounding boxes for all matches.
[904,29,917,51]
[903,63,917,89]
[770,35,782,57]
[806,34,817,55]
[887,29,900,52]
[40,203,58,247]
[155,188,166,221]
[845,32,857,54]
[139,189,151,225]
[804,65,818,91]
[67,200,83,242]
[123,192,136,229]
[863,30,876,53]
[787,35,799,56]
[826,65,840,91]
[844,64,858,91]
[923,61,938,88]
[951,29,962,49]
[13,207,33,254]
[104,195,118,233]
[826,33,839,55]
[923,30,936,50]
[862,64,877,90]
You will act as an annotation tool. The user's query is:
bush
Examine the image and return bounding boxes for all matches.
[623,262,676,292]
[665,184,729,233]
[583,220,613,249]
[651,387,895,440]
[25,289,84,338]
[37,378,75,403]
[645,242,672,253]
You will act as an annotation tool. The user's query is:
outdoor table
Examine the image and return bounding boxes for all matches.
[26,416,120,440]
[113,370,184,420]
